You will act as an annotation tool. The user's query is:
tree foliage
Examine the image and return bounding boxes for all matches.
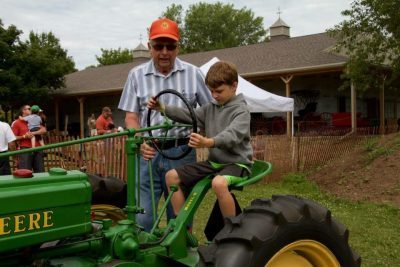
[95,48,134,66]
[0,20,22,111]
[162,4,184,26]
[162,2,267,53]
[0,19,76,110]
[329,0,400,92]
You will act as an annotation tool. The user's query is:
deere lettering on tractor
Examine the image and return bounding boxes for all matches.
[0,90,360,266]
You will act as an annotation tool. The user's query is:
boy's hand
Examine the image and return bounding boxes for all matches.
[147,96,164,112]
[189,133,214,148]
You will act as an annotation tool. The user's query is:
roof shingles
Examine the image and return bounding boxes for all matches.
[58,32,347,96]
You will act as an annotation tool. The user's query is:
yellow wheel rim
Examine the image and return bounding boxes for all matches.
[266,240,340,267]
[91,204,127,224]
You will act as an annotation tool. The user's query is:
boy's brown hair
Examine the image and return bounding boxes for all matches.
[205,61,238,89]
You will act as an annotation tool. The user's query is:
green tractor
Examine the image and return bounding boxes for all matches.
[0,91,360,266]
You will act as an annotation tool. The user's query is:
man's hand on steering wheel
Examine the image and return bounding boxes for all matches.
[188,133,215,148]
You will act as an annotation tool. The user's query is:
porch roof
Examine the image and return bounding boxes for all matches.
[56,32,348,96]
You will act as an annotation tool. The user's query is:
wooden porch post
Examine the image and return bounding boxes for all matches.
[280,75,294,137]
[394,90,398,124]
[77,97,85,138]
[351,82,357,133]
[379,78,386,134]
[55,99,60,133]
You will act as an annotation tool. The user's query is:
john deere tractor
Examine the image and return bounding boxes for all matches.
[0,90,360,266]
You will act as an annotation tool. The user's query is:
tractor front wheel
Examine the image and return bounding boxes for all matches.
[198,195,360,267]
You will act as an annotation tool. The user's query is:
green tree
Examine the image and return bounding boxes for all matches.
[162,4,184,25]
[162,2,267,53]
[0,20,22,113]
[18,32,76,91]
[95,48,133,66]
[329,0,400,92]
[0,19,76,111]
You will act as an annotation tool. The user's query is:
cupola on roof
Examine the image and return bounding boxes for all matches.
[269,15,290,40]
[133,43,150,59]
[271,17,289,28]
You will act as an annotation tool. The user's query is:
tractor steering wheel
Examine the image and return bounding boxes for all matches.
[146,89,198,160]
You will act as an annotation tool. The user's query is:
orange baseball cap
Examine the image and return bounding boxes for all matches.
[149,18,179,41]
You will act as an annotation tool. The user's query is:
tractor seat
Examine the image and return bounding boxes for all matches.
[230,160,272,190]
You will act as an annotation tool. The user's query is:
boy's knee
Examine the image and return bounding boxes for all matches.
[166,169,179,185]
[212,175,228,193]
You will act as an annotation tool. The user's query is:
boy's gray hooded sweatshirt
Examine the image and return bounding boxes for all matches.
[164,93,253,166]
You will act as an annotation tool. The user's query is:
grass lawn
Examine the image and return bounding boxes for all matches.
[187,173,400,267]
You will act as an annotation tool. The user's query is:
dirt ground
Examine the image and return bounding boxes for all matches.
[308,132,400,207]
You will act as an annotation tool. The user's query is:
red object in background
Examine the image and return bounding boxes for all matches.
[332,112,369,127]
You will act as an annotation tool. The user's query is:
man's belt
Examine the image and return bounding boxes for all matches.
[153,138,189,150]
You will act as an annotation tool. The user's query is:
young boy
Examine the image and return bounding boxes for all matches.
[147,61,253,219]
[22,105,45,148]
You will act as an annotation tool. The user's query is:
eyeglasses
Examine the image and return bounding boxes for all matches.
[151,43,178,51]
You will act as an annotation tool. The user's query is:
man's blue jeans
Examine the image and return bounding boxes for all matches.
[136,145,196,232]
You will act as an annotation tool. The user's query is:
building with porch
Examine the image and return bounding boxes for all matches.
[50,18,399,137]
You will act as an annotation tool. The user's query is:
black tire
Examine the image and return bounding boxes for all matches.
[198,195,361,267]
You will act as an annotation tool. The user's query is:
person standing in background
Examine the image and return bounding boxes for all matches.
[12,105,46,172]
[96,106,117,135]
[21,105,45,148]
[0,120,16,175]
[87,113,97,136]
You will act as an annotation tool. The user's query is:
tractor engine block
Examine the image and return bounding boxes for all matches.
[0,168,92,254]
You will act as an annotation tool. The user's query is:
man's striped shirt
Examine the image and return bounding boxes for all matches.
[118,58,212,137]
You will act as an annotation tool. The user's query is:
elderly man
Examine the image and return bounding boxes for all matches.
[12,105,47,172]
[118,18,212,231]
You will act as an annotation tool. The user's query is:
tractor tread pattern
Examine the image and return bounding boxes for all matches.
[198,195,361,267]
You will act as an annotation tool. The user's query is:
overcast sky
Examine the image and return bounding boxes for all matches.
[0,0,352,70]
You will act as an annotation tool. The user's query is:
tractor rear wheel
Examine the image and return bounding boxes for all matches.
[198,195,360,267]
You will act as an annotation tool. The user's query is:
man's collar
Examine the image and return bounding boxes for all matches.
[145,58,184,76]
